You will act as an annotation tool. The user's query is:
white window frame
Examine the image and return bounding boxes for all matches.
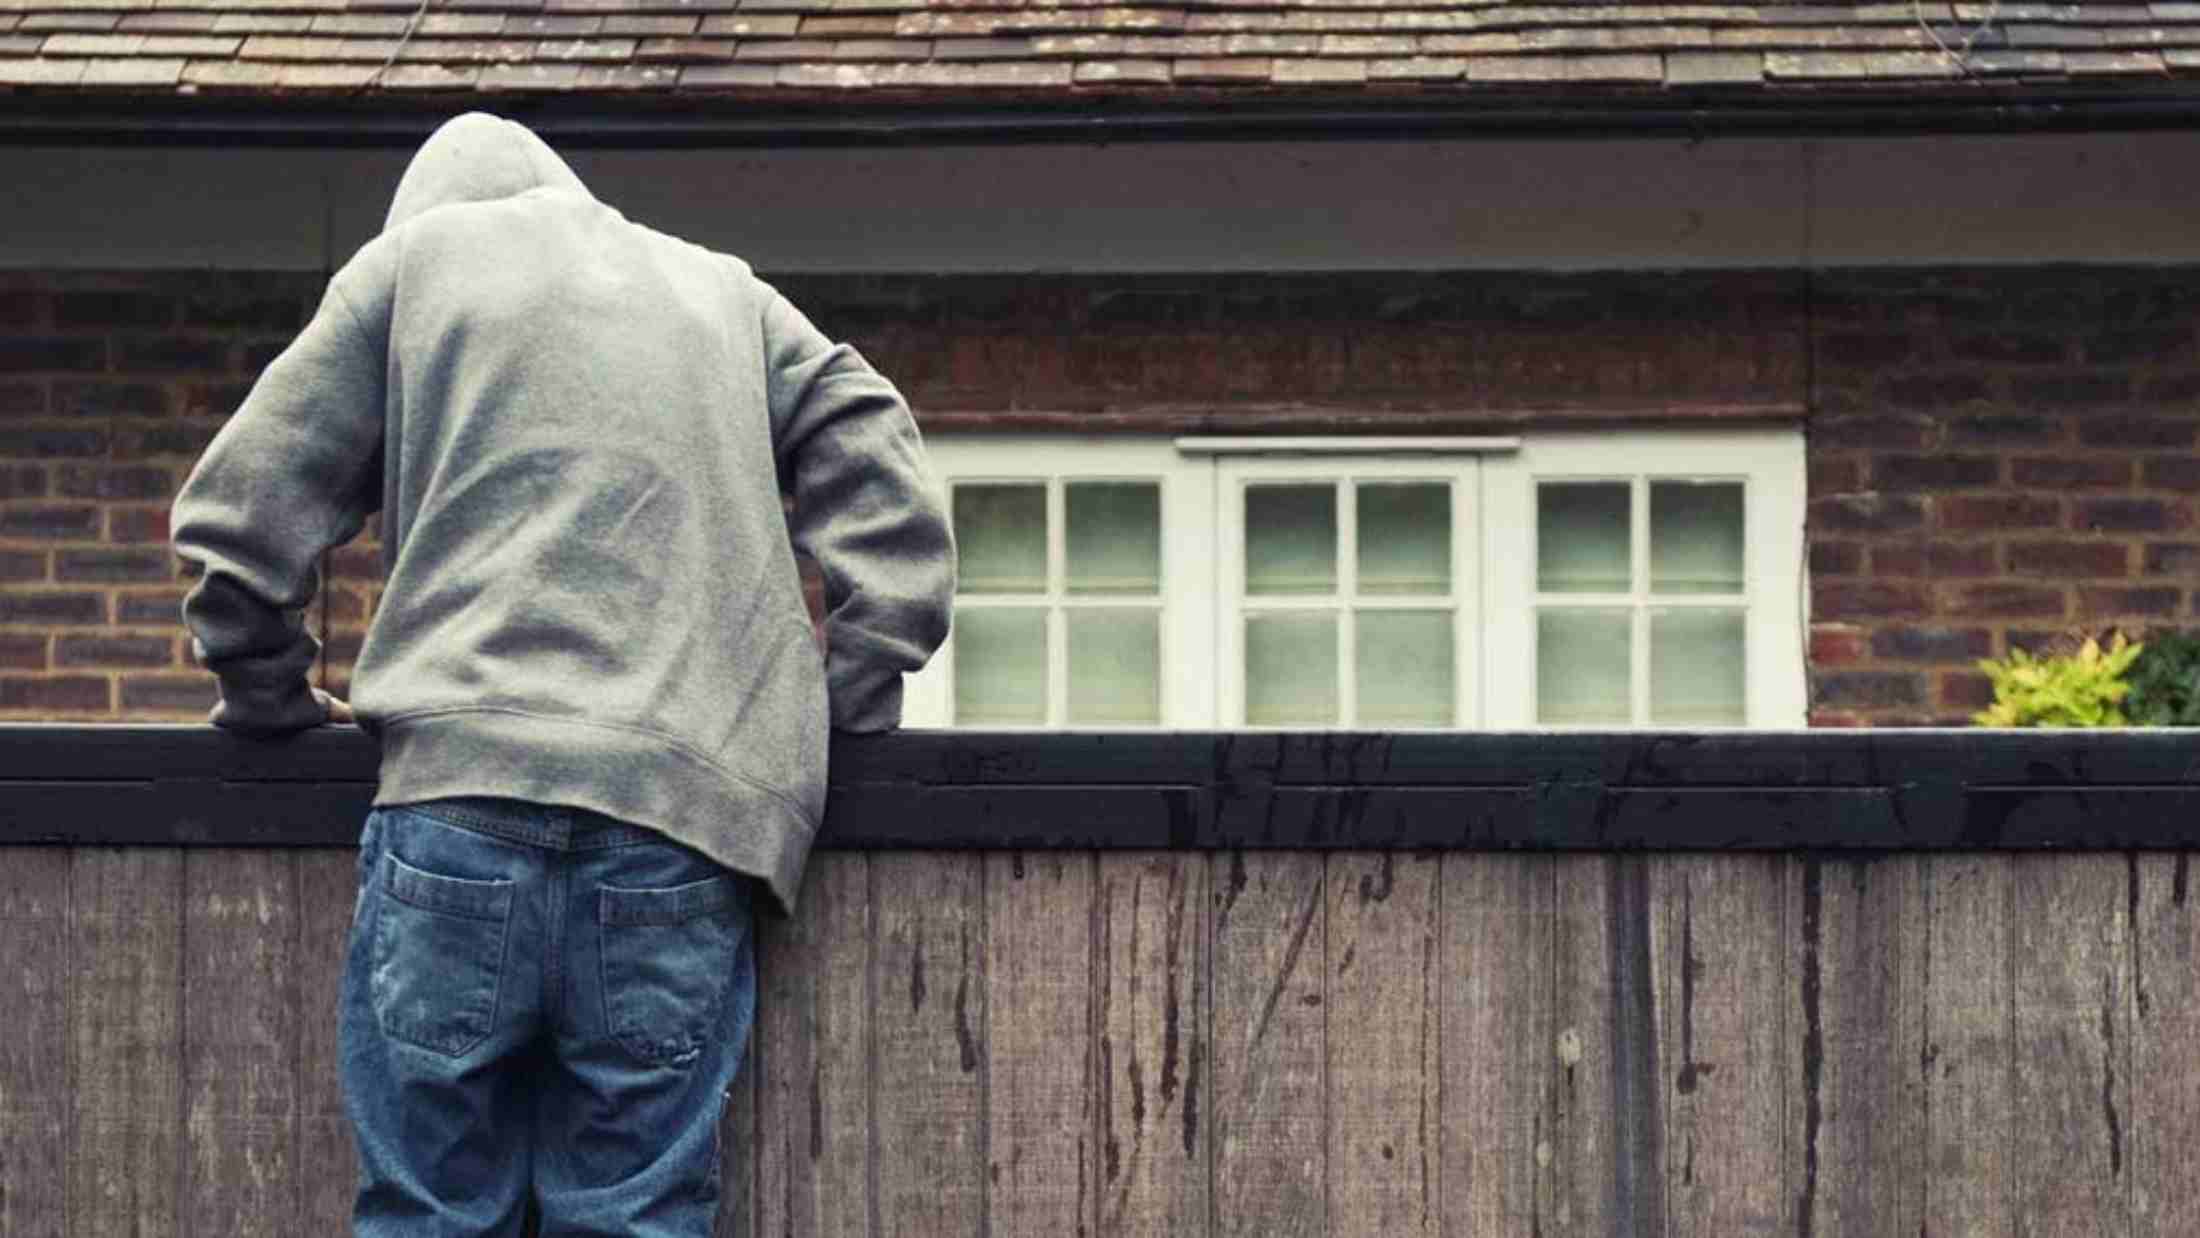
[906,429,1805,730]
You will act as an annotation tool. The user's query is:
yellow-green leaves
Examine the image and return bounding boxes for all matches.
[1973,633,2144,728]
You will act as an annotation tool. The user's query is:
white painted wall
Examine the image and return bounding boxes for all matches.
[6,131,2199,273]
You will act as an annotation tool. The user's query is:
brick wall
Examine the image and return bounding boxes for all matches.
[3,266,2194,726]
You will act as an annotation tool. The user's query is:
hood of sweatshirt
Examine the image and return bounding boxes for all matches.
[384,112,593,233]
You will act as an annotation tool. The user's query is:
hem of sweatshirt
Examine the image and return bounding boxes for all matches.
[373,707,817,919]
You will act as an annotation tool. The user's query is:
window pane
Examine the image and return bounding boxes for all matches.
[1538,482,1631,594]
[1246,485,1336,596]
[1245,612,1338,725]
[955,484,1047,594]
[1358,484,1450,596]
[1537,609,1631,725]
[954,607,1046,724]
[1067,482,1161,596]
[1651,609,1747,726]
[1652,482,1745,595]
[1068,608,1160,724]
[1356,610,1453,726]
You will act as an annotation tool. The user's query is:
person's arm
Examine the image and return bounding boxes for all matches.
[171,274,385,735]
[763,288,954,733]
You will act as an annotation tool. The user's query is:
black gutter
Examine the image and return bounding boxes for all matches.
[3,724,2197,850]
[7,90,2200,147]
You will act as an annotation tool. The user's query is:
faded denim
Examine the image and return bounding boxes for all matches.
[340,798,757,1237]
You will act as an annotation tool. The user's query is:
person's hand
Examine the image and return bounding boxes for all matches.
[313,688,356,726]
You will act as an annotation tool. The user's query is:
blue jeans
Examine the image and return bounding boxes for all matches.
[340,798,758,1237]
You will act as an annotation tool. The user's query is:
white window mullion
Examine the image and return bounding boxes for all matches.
[1630,476,1650,726]
[1338,478,1358,728]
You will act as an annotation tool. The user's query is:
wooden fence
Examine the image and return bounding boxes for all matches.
[2,727,2197,1237]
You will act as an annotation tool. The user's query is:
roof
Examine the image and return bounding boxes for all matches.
[7,1,2200,130]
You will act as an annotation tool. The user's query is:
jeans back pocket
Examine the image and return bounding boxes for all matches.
[599,874,746,1068]
[371,852,515,1057]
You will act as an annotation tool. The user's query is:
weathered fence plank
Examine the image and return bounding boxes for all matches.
[67,848,182,1238]
[714,1023,757,1238]
[1094,852,1209,1237]
[1212,852,1326,1238]
[295,850,357,1234]
[754,851,870,1238]
[1783,855,1927,1238]
[2012,854,2132,1238]
[1439,854,1555,1238]
[1325,852,1439,1238]
[181,850,300,1238]
[1549,854,1664,1238]
[870,853,986,1236]
[1662,854,1786,1236]
[986,852,1096,1237]
[2129,854,2199,1238]
[1924,855,2015,1238]
[0,850,69,1238]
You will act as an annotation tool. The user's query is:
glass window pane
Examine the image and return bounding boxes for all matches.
[1358,484,1450,596]
[1538,482,1631,594]
[1651,609,1747,726]
[1245,612,1338,725]
[1068,608,1160,724]
[1246,485,1336,597]
[1537,609,1631,725]
[1356,610,1453,726]
[955,484,1047,594]
[1652,482,1745,596]
[1067,482,1161,596]
[954,607,1046,724]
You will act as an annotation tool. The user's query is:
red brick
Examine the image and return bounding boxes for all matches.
[0,428,107,457]
[1813,414,1937,451]
[1812,670,1925,709]
[1809,625,1868,666]
[2079,587,2183,619]
[0,591,107,626]
[55,464,173,501]
[1938,671,1995,711]
[56,634,173,668]
[1874,626,1994,662]
[108,507,170,544]
[1948,414,2067,445]
[114,421,222,459]
[119,673,215,715]
[0,383,45,415]
[56,548,175,584]
[1813,581,1932,621]
[1943,584,2066,620]
[2076,416,2197,450]
[1870,542,1997,578]
[2007,541,2130,578]
[2021,374,2130,408]
[1808,709,1868,728]
[1809,541,1862,575]
[0,551,45,582]
[53,290,175,329]
[0,338,106,373]
[324,587,367,623]
[51,380,170,418]
[2142,457,2200,493]
[113,336,229,374]
[1873,453,1999,491]
[2074,498,2192,535]
[2083,327,2190,366]
[2009,456,2133,489]
[1808,456,1863,496]
[0,505,101,540]
[323,630,366,666]
[1881,374,1988,409]
[1808,495,1929,536]
[2144,544,2200,576]
[115,590,186,626]
[1816,331,1913,366]
[0,675,111,712]
[1938,495,2061,532]
[0,465,45,500]
[330,545,383,582]
[0,634,45,670]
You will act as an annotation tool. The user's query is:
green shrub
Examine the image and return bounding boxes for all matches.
[1973,633,2143,728]
[2126,629,2200,726]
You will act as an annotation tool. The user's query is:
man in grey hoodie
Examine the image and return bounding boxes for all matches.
[171,113,955,1236]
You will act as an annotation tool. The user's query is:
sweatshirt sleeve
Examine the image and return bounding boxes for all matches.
[171,274,386,736]
[762,288,955,733]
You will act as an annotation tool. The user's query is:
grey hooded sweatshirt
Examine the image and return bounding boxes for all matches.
[172,113,955,916]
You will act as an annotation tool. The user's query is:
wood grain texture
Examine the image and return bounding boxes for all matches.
[67,847,183,1238]
[0,849,69,1238]
[754,852,870,1238]
[714,1024,757,1238]
[181,850,299,1238]
[2131,853,2200,1238]
[1922,855,2014,1238]
[1095,852,1209,1238]
[986,852,1095,1237]
[1325,852,1438,1238]
[1548,854,1664,1238]
[295,849,358,1235]
[1439,854,1555,1238]
[1663,855,1785,1236]
[870,853,986,1237]
[1783,855,1926,1238]
[1211,852,1325,1238]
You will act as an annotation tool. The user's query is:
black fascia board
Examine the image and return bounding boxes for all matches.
[2,724,2198,851]
[8,89,2200,148]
